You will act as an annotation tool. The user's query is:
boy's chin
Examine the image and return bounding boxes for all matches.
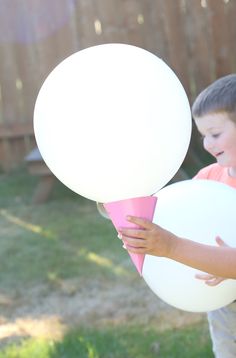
[216,159,233,168]
[216,161,226,166]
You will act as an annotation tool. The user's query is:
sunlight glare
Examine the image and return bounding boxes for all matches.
[86,252,128,276]
[0,209,55,239]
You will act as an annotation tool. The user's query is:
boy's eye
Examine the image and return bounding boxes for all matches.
[212,133,220,138]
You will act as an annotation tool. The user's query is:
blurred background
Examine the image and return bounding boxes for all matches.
[0,1,235,357]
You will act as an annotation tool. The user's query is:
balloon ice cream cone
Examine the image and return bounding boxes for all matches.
[104,196,157,275]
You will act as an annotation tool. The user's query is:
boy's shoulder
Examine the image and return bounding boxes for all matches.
[194,163,223,180]
[194,163,236,189]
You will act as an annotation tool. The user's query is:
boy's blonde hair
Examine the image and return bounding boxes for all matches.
[192,74,236,123]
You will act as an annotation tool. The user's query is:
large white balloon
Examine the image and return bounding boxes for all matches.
[34,44,191,202]
[142,179,236,312]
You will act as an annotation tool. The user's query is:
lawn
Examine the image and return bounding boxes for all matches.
[0,167,213,357]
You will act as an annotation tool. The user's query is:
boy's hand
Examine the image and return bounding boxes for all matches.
[195,273,226,286]
[119,216,177,258]
[195,236,228,286]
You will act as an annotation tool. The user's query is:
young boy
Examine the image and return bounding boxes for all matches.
[120,74,236,358]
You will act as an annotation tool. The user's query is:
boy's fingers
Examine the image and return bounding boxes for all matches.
[126,216,154,229]
[119,228,146,239]
[195,273,213,280]
[195,273,226,286]
[124,246,146,254]
[205,277,225,286]
[123,236,146,248]
[215,236,228,247]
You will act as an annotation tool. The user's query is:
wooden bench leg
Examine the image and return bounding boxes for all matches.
[32,175,55,204]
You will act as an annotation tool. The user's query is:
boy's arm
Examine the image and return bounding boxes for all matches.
[167,236,236,279]
[120,216,236,279]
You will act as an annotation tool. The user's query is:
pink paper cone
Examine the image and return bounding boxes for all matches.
[104,196,157,275]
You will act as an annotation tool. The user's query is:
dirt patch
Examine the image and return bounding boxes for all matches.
[0,277,205,346]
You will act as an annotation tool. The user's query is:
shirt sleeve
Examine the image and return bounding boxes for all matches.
[193,166,211,179]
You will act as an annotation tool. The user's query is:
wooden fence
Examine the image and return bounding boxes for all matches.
[0,0,236,172]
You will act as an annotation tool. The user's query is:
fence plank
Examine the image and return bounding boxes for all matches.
[185,0,214,99]
[225,0,236,72]
[160,0,191,95]
[0,43,23,123]
[142,0,169,60]
[207,0,232,78]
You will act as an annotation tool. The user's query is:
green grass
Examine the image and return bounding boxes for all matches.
[0,323,213,358]
[0,168,213,357]
[0,168,133,291]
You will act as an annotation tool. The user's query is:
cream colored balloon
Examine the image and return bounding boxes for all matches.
[34,44,191,202]
[142,179,236,312]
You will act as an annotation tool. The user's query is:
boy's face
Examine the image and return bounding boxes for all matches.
[195,112,236,168]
